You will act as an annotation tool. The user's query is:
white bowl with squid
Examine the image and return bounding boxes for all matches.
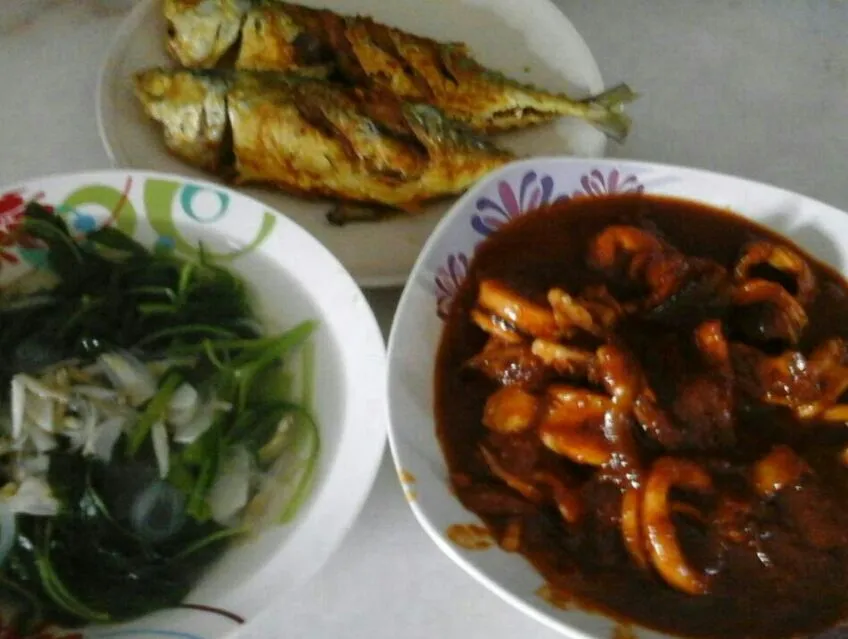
[385,156,848,639]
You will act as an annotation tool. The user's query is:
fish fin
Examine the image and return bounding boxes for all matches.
[579,83,638,143]
[325,202,402,225]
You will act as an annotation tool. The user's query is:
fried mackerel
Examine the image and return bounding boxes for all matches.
[133,68,514,210]
[163,0,636,140]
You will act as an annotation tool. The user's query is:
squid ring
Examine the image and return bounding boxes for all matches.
[642,457,713,595]
[734,241,815,306]
[621,485,649,570]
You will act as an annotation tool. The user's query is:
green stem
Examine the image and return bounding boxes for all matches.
[128,370,184,455]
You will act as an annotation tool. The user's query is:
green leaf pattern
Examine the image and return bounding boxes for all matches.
[13,177,277,272]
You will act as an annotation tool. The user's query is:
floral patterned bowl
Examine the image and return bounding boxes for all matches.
[0,171,387,639]
[385,156,848,639]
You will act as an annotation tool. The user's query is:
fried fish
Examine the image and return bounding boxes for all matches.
[163,0,636,141]
[133,67,515,210]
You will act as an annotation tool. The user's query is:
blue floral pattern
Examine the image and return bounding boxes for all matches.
[434,166,646,320]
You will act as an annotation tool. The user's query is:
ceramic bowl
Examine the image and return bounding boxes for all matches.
[385,156,848,639]
[0,170,387,639]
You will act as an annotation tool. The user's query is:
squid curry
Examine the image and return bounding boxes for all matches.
[436,194,848,638]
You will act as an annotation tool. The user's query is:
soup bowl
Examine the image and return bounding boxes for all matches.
[0,170,387,639]
[385,156,848,639]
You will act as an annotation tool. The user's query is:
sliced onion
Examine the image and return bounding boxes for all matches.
[10,376,25,441]
[63,426,86,453]
[167,383,199,427]
[90,417,127,463]
[19,454,49,478]
[24,394,54,433]
[245,411,319,529]
[18,375,69,403]
[130,480,187,543]
[172,400,216,444]
[71,385,121,402]
[8,477,59,516]
[207,446,252,525]
[151,421,170,479]
[0,268,59,300]
[257,414,295,464]
[27,424,57,453]
[0,502,15,567]
[98,352,157,407]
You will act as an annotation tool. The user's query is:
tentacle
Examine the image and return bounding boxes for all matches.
[534,471,584,524]
[531,339,594,378]
[478,279,559,339]
[479,445,542,502]
[548,287,620,338]
[466,338,547,387]
[471,309,524,343]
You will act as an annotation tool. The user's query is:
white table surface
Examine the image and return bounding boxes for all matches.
[0,1,846,637]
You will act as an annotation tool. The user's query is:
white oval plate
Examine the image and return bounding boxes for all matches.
[96,0,608,288]
[386,156,848,639]
[0,170,387,639]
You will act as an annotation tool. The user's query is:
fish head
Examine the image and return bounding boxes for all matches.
[163,0,250,67]
[133,69,231,172]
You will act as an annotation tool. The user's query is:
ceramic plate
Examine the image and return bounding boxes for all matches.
[0,170,387,639]
[386,156,848,639]
[96,0,608,287]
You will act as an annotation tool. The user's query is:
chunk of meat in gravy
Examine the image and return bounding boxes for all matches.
[730,344,820,408]
[631,332,736,453]
[483,431,544,478]
[454,483,535,516]
[670,374,736,450]
[645,258,732,325]
[575,479,627,569]
[776,478,848,550]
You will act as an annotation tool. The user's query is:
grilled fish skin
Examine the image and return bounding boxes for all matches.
[163,0,636,141]
[133,67,514,210]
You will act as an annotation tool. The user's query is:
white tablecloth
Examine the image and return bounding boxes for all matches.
[0,1,845,637]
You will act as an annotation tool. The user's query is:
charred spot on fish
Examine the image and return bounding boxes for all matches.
[319,12,369,85]
[218,95,237,179]
[292,95,363,169]
[166,22,177,39]
[293,32,335,66]
[434,52,460,86]
[362,19,434,99]
[218,29,244,69]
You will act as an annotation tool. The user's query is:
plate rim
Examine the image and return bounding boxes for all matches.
[94,0,609,289]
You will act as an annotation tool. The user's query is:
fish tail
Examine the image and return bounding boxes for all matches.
[579,83,638,143]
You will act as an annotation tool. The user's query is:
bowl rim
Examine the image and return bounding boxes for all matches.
[0,168,389,635]
[385,155,848,639]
